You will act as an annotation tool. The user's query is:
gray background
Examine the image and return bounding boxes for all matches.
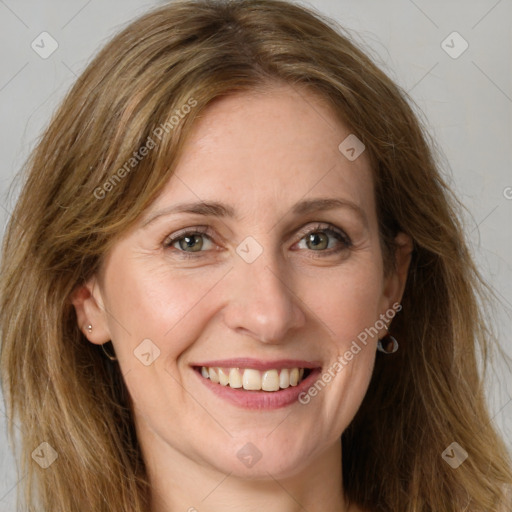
[0,0,511,509]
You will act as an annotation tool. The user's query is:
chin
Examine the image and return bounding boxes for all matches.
[209,438,316,480]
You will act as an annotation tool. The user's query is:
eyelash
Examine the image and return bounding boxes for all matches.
[162,223,353,259]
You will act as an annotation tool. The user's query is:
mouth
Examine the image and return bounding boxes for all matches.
[191,358,322,409]
[195,365,312,391]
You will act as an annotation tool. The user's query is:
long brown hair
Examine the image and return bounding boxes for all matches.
[1,0,511,510]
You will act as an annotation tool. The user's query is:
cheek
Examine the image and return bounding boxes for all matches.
[102,259,224,358]
[322,351,375,437]
[294,257,382,424]
[103,247,385,360]
[298,258,385,345]
[302,276,378,436]
[101,263,224,421]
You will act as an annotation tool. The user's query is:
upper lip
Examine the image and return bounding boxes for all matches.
[191,358,322,371]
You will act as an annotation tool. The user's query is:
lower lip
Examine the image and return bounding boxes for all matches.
[192,367,322,410]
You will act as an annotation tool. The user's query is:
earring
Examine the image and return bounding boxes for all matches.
[101,341,117,362]
[86,324,93,333]
[377,324,399,354]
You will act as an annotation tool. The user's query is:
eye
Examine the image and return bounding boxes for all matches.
[163,226,215,255]
[162,222,352,258]
[294,223,352,254]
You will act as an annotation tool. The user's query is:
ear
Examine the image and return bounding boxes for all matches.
[69,275,111,345]
[380,232,413,317]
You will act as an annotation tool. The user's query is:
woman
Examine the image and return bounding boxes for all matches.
[1,0,511,510]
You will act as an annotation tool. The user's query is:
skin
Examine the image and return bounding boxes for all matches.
[72,83,412,512]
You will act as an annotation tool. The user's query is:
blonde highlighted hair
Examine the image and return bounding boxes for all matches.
[1,0,511,510]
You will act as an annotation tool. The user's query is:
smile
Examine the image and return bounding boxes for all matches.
[191,358,322,409]
[199,366,310,391]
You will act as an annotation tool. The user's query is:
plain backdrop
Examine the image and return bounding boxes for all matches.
[0,0,511,509]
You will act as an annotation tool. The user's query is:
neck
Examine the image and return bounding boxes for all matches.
[139,423,351,512]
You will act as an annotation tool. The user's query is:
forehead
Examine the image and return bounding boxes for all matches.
[151,84,375,219]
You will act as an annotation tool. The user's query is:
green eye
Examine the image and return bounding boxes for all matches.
[163,227,214,254]
[163,223,352,259]
[305,231,329,250]
[296,225,352,252]
[176,234,205,252]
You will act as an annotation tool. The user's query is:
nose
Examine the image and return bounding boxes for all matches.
[222,246,306,344]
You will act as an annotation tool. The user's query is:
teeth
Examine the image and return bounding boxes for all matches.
[261,370,279,391]
[243,369,262,390]
[279,368,290,389]
[208,367,219,384]
[228,368,243,388]
[218,368,229,386]
[199,366,309,391]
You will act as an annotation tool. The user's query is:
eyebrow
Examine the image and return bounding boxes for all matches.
[141,197,368,228]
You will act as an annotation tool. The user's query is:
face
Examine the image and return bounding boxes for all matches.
[73,84,411,480]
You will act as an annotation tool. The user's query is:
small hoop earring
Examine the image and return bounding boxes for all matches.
[101,341,117,361]
[377,335,399,354]
[377,323,399,354]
